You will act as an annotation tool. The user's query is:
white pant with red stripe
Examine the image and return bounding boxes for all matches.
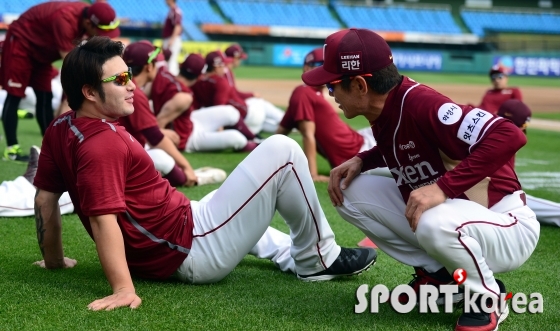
[174,134,341,284]
[336,174,540,298]
[246,97,285,133]
[0,176,74,217]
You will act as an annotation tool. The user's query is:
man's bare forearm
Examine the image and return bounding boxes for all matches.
[34,189,65,268]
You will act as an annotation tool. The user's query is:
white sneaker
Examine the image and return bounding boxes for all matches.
[194,167,227,186]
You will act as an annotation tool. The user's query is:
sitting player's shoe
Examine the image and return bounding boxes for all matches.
[240,141,258,152]
[3,144,30,162]
[297,247,377,282]
[194,167,227,186]
[455,279,508,331]
[398,267,464,305]
[23,145,41,184]
[17,109,34,119]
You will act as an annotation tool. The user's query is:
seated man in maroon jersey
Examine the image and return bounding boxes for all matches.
[276,47,381,182]
[476,65,522,115]
[302,29,539,331]
[130,45,257,153]
[32,36,377,311]
[118,42,226,187]
[177,51,266,136]
[224,44,284,133]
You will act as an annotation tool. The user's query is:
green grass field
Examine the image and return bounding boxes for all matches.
[1,69,559,330]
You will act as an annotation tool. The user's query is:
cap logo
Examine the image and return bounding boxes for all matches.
[339,52,362,73]
[305,53,314,64]
[90,14,100,26]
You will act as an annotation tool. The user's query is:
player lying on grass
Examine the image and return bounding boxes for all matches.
[497,100,560,227]
[128,43,257,153]
[32,36,377,311]
[224,44,285,133]
[302,29,540,331]
[276,47,385,183]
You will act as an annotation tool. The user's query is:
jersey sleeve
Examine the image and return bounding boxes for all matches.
[288,87,316,123]
[213,78,231,106]
[512,88,522,101]
[34,133,67,193]
[76,133,129,216]
[357,146,387,171]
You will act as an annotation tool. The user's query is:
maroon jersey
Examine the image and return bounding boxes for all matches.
[190,74,248,118]
[478,87,522,115]
[281,84,364,168]
[162,6,182,38]
[34,112,194,280]
[151,68,194,150]
[8,2,88,64]
[118,81,157,147]
[358,76,526,208]
[224,67,254,100]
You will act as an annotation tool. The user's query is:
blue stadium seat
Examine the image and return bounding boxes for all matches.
[461,10,560,36]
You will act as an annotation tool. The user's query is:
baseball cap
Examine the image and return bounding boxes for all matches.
[225,44,247,60]
[122,41,161,67]
[304,47,324,66]
[302,28,393,86]
[87,2,120,39]
[180,53,207,76]
[489,65,507,76]
[205,51,231,69]
[497,99,531,129]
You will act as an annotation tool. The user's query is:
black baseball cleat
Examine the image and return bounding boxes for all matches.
[297,247,377,282]
[455,279,508,331]
[23,145,41,184]
[398,267,464,306]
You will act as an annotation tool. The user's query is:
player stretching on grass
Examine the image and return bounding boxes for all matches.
[32,36,376,310]
[302,29,539,331]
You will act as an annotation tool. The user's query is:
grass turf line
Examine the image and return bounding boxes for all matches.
[1,119,559,330]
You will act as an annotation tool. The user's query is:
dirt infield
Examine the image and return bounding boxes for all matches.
[237,78,560,131]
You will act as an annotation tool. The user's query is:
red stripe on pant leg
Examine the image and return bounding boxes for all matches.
[292,167,327,269]
[455,217,519,298]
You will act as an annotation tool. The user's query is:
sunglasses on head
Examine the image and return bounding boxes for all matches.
[101,67,132,86]
[326,74,372,93]
[147,47,161,64]
[491,73,505,80]
[307,61,324,68]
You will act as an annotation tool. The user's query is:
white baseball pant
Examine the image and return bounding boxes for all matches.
[243,100,267,135]
[174,135,341,284]
[162,37,183,76]
[336,174,539,298]
[0,176,73,217]
[146,148,175,175]
[246,97,285,133]
[185,105,248,152]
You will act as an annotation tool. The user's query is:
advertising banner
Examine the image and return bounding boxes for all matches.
[493,56,560,76]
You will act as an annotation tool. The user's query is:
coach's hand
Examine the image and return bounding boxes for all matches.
[33,257,77,269]
[328,157,363,207]
[405,183,447,232]
[87,289,142,311]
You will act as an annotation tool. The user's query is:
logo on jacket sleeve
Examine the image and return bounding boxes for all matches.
[438,103,462,125]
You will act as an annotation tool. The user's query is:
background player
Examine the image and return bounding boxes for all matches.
[33,36,377,310]
[177,52,264,138]
[302,28,539,331]
[497,99,560,227]
[120,42,226,187]
[476,65,522,115]
[224,44,284,133]
[144,50,258,153]
[1,1,120,161]
[162,0,183,76]
[276,47,379,182]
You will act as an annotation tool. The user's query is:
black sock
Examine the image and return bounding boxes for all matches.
[35,90,54,136]
[1,94,22,146]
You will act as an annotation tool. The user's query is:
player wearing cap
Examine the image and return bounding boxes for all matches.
[177,52,265,137]
[1,1,120,162]
[497,100,560,227]
[224,44,284,133]
[162,0,183,76]
[276,47,379,182]
[302,29,539,331]
[120,42,226,187]
[129,43,257,153]
[477,65,522,115]
[32,36,377,310]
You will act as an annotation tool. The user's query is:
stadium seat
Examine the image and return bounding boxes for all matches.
[461,10,560,36]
